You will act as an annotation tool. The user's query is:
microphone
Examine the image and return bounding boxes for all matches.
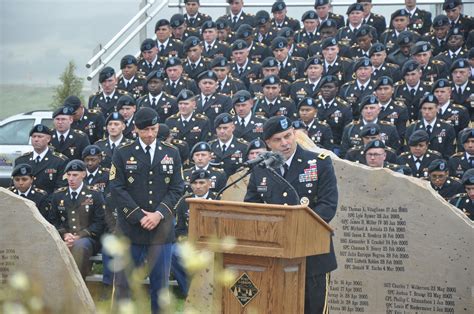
[242,151,277,167]
[260,151,285,169]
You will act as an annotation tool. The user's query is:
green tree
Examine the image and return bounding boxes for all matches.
[50,61,84,109]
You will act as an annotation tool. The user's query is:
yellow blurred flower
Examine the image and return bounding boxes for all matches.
[102,234,129,257]
[221,236,237,250]
[217,268,237,287]
[8,272,29,291]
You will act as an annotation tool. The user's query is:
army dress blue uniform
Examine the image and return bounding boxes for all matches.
[316,97,353,147]
[183,166,227,194]
[345,145,398,164]
[306,118,334,151]
[397,150,442,178]
[449,193,474,220]
[9,186,51,222]
[163,76,199,98]
[51,129,91,161]
[233,114,267,142]
[253,96,297,120]
[427,176,464,201]
[394,80,433,121]
[117,75,146,100]
[194,93,233,130]
[405,120,456,159]
[209,136,248,177]
[165,112,212,155]
[88,90,128,118]
[448,152,474,178]
[70,108,105,144]
[378,100,410,140]
[138,92,178,124]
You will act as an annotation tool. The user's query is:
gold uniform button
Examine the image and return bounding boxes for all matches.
[149,181,153,184]
[149,191,153,195]
[283,192,288,197]
[72,226,77,229]
[149,200,153,204]
[72,218,76,222]
[149,171,153,175]
[71,211,75,214]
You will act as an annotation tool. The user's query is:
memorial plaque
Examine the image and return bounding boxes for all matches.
[0,188,95,313]
[230,272,260,307]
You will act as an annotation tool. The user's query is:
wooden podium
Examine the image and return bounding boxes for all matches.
[187,199,333,314]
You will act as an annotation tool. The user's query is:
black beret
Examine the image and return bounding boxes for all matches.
[246,138,267,157]
[411,41,431,55]
[165,56,182,68]
[214,113,234,127]
[462,169,474,185]
[360,95,378,110]
[272,1,286,12]
[82,145,102,159]
[147,69,166,83]
[356,25,372,38]
[12,163,33,177]
[184,0,199,3]
[433,14,450,27]
[391,9,410,20]
[256,10,271,26]
[447,27,463,39]
[190,141,212,156]
[99,66,115,83]
[262,75,281,86]
[305,56,323,69]
[140,38,157,52]
[314,0,329,8]
[428,159,448,172]
[402,60,420,76]
[263,115,292,140]
[65,159,87,172]
[357,0,372,2]
[63,95,82,111]
[29,124,52,136]
[369,43,386,56]
[375,76,393,89]
[216,18,229,30]
[292,120,307,130]
[157,123,170,140]
[302,10,317,21]
[450,58,469,72]
[432,78,451,91]
[209,56,229,68]
[271,36,288,50]
[408,130,429,146]
[277,27,294,38]
[120,55,138,69]
[197,70,218,82]
[297,97,317,109]
[177,89,196,102]
[183,36,201,51]
[347,3,364,15]
[231,39,248,51]
[364,139,385,153]
[190,169,211,183]
[460,128,474,144]
[261,57,279,68]
[170,14,185,28]
[201,20,217,32]
[319,75,339,87]
[105,112,125,125]
[319,19,338,30]
[353,57,372,71]
[360,123,380,137]
[419,93,439,107]
[236,24,254,39]
[232,90,252,105]
[155,19,170,32]
[53,106,74,118]
[397,31,414,45]
[134,107,159,129]
[321,37,338,49]
[443,0,462,10]
[116,95,137,110]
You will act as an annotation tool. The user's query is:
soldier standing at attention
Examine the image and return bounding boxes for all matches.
[110,107,184,313]
[245,115,338,314]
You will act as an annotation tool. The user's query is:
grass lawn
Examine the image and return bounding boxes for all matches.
[0,84,92,120]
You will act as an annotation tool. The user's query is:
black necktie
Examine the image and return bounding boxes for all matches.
[20,194,26,198]
[469,157,474,167]
[148,62,153,70]
[415,159,421,170]
[111,143,116,152]
[217,81,222,91]
[452,53,457,59]
[183,120,188,127]
[282,163,289,177]
[160,44,165,52]
[426,125,432,135]
[207,44,212,52]
[106,96,111,103]
[203,96,209,107]
[360,85,365,92]
[172,81,177,89]
[457,87,462,95]
[191,63,197,70]
[240,118,245,127]
[71,191,78,202]
[59,134,65,145]
[238,67,244,75]
[190,17,195,25]
[151,97,157,107]
[222,144,227,153]
[87,174,94,184]
[233,16,238,25]
[410,89,416,96]
[35,156,41,164]
[145,145,151,163]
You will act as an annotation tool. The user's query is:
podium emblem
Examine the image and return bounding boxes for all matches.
[230,272,259,306]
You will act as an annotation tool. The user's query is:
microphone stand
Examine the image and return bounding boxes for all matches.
[216,167,253,198]
[266,167,300,205]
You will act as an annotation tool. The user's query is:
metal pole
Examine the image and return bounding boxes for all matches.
[139,0,149,45]
[85,0,154,68]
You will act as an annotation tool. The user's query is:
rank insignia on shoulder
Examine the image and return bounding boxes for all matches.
[318,152,329,160]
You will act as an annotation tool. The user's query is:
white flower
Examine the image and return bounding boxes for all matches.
[8,272,29,291]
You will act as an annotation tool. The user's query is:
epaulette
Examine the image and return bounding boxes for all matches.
[385,146,397,154]
[373,13,383,18]
[89,108,101,114]
[209,191,220,200]
[335,96,349,106]
[394,80,405,86]
[164,92,177,99]
[381,29,392,35]
[451,193,467,199]
[452,104,467,110]
[347,146,362,153]
[117,89,129,95]
[292,56,305,62]
[117,141,134,149]
[210,166,225,172]
[52,151,68,160]
[89,91,101,99]
[281,96,293,102]
[438,118,449,124]
[99,167,110,173]
[255,42,266,48]
[351,120,361,125]
[407,121,418,127]
[427,149,442,157]
[341,81,355,88]
[451,152,464,158]
[208,138,218,144]
[159,56,169,63]
[379,120,393,126]
[399,151,410,157]
[33,188,48,195]
[202,57,212,63]
[72,129,86,136]
[173,139,185,145]
[55,187,68,192]
[194,113,208,120]
[253,79,263,84]
[448,176,462,184]
[280,78,291,84]
[168,113,181,119]
[318,120,329,126]
[236,138,248,144]
[387,62,399,68]
[339,56,352,62]
[432,59,444,65]
[294,78,306,83]
[160,141,176,149]
[296,42,308,48]
[87,185,101,192]
[318,152,329,160]
[424,81,433,85]
[137,74,147,80]
[19,151,33,157]
[309,40,320,46]
[394,101,407,108]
